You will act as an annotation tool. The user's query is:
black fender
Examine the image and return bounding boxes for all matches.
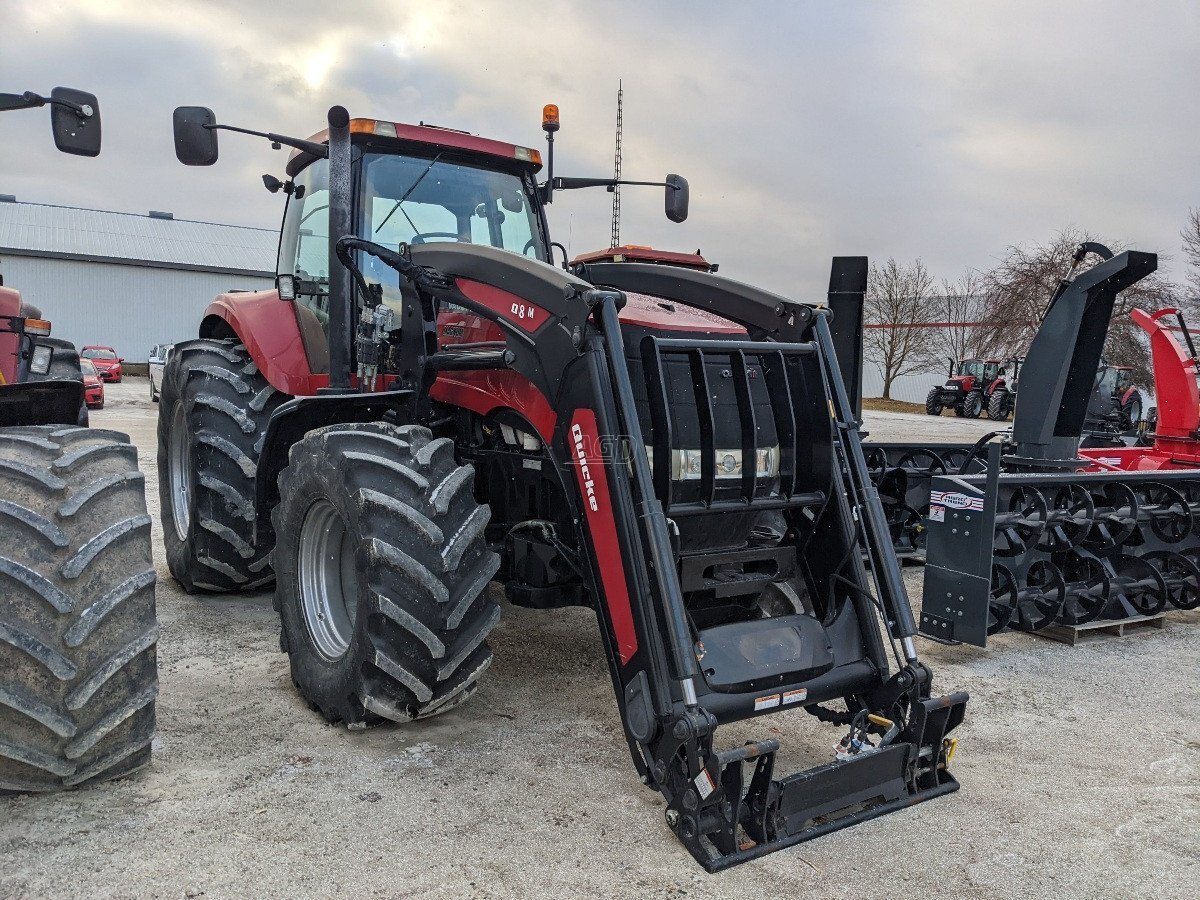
[253,390,415,541]
[0,380,85,428]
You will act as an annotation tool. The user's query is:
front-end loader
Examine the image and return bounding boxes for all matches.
[159,102,965,870]
[0,89,158,793]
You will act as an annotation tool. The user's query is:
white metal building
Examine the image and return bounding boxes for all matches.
[0,198,276,363]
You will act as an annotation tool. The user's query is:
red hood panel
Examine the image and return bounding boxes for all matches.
[617,291,746,334]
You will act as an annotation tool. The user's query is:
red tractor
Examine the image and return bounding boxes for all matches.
[160,103,965,869]
[1,88,157,794]
[925,357,1018,420]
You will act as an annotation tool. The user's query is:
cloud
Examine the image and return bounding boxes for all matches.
[2,0,1197,300]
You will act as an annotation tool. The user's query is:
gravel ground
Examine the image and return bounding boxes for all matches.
[3,378,1198,899]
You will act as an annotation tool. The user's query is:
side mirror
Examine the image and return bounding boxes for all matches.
[665,174,689,223]
[174,106,219,166]
[50,88,101,157]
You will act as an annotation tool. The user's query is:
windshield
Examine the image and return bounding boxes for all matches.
[359,152,546,301]
[82,348,117,360]
[959,360,984,378]
[80,359,98,376]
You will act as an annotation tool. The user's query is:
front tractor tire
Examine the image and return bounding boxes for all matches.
[0,426,158,792]
[158,339,286,593]
[963,391,983,419]
[272,423,501,727]
[924,388,944,416]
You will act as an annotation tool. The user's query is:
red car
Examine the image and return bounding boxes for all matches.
[81,345,123,381]
[80,358,105,409]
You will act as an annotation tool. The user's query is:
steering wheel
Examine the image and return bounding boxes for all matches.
[409,232,459,245]
[523,238,540,257]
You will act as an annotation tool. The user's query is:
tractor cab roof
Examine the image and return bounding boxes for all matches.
[286,117,543,178]
[571,245,714,271]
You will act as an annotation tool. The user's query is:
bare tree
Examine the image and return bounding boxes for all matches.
[1183,207,1200,296]
[863,257,935,399]
[977,227,1178,386]
[927,271,1006,366]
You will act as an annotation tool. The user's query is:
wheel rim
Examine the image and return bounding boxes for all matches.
[298,499,360,661]
[168,403,194,541]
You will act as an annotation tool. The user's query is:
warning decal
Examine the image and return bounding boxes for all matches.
[782,688,808,705]
[754,694,781,712]
[929,505,945,523]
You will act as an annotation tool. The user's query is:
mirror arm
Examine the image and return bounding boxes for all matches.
[1,91,93,118]
[552,177,676,190]
[206,123,329,158]
[45,95,94,118]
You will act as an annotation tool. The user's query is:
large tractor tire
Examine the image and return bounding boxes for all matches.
[986,389,1012,421]
[26,338,89,427]
[924,387,944,416]
[1121,392,1143,433]
[272,422,501,727]
[158,339,287,593]
[963,391,983,419]
[0,426,157,792]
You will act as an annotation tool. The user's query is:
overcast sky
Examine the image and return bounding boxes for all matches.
[2,0,1197,299]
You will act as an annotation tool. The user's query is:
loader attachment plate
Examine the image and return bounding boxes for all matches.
[682,689,968,872]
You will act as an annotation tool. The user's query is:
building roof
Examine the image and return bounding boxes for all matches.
[0,199,276,277]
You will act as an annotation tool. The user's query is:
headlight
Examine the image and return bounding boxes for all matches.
[645,446,780,480]
[30,345,52,375]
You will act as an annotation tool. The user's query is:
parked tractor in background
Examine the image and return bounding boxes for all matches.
[0,88,158,794]
[1083,361,1142,435]
[925,356,1018,420]
[160,101,965,870]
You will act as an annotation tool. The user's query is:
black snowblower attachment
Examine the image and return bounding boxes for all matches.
[912,246,1200,645]
[332,240,967,870]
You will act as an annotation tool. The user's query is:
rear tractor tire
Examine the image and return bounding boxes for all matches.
[0,426,158,792]
[924,388,944,416]
[271,422,502,727]
[986,389,1011,421]
[963,391,983,419]
[158,338,287,593]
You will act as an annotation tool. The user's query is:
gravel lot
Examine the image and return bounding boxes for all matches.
[3,378,1198,899]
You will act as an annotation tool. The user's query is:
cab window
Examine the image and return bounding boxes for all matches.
[279,158,331,326]
[360,152,546,311]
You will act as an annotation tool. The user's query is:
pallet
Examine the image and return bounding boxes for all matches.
[1035,612,1167,646]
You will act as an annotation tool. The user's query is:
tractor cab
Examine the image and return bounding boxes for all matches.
[1095,364,1133,400]
[950,358,984,388]
[272,119,551,365]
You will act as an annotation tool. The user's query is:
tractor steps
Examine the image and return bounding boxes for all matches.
[1033,611,1167,646]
